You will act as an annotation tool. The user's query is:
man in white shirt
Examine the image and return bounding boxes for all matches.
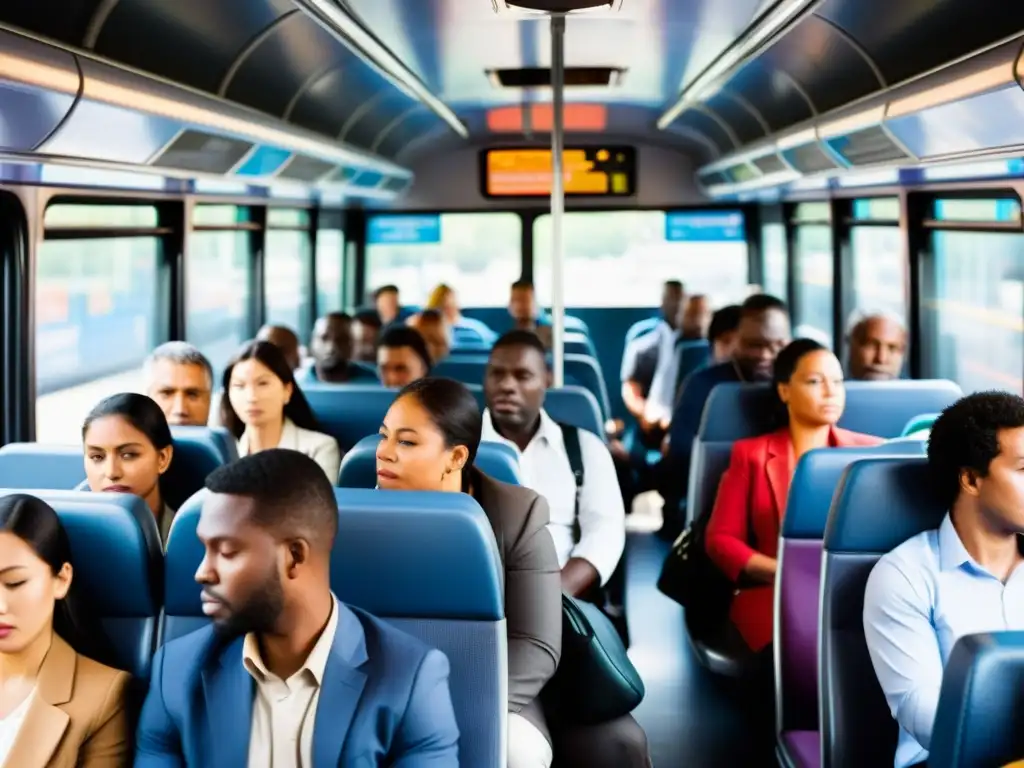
[482,330,626,598]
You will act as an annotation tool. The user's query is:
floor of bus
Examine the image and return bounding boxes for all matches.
[625,498,776,766]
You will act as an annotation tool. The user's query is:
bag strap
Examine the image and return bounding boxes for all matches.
[557,421,585,544]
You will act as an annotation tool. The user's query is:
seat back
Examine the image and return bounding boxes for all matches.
[339,436,521,487]
[776,443,927,737]
[677,339,710,384]
[901,412,940,437]
[304,384,400,453]
[0,444,86,489]
[820,457,946,768]
[0,489,162,678]
[929,631,1024,768]
[543,386,604,438]
[624,316,660,345]
[162,426,238,509]
[163,488,507,767]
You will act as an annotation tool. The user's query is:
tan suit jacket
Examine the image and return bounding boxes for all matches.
[4,633,129,768]
[238,417,342,483]
[469,468,562,735]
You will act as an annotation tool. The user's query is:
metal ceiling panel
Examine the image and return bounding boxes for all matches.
[224,11,345,118]
[95,0,297,94]
[673,109,737,155]
[0,0,100,47]
[817,0,1024,86]
[375,111,442,158]
[342,92,416,151]
[724,59,815,132]
[290,66,401,139]
[704,91,768,145]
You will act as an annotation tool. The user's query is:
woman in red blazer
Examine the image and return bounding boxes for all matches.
[705,338,882,652]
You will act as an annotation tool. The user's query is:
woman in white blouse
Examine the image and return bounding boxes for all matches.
[0,494,129,767]
[220,340,341,482]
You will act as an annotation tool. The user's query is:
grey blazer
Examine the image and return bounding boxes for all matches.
[470,467,562,732]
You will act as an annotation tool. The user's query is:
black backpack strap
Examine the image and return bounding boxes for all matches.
[558,421,585,544]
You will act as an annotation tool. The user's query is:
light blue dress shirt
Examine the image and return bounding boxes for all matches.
[863,513,1024,768]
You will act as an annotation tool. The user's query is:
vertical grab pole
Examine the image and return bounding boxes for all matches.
[550,12,566,388]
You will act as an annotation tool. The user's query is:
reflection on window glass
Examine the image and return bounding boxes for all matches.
[187,230,251,375]
[761,223,787,301]
[265,230,312,335]
[851,227,906,321]
[794,225,833,346]
[193,206,250,226]
[316,229,345,315]
[44,205,159,228]
[924,231,1023,394]
[365,213,521,308]
[533,211,750,308]
[35,237,160,443]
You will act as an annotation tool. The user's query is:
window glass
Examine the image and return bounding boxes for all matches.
[44,204,159,228]
[267,208,311,228]
[35,237,160,444]
[792,202,831,223]
[316,228,345,314]
[193,205,251,226]
[850,226,906,321]
[923,231,1023,394]
[852,198,900,221]
[761,223,787,301]
[933,198,1021,223]
[794,225,833,346]
[187,230,252,375]
[365,213,521,308]
[533,210,750,308]
[265,230,312,335]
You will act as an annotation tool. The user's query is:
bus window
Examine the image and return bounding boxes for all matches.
[188,205,253,376]
[533,210,750,308]
[792,203,833,346]
[850,198,905,322]
[365,212,521,307]
[923,230,1024,394]
[761,222,787,302]
[265,208,313,336]
[316,211,345,315]
[35,203,162,444]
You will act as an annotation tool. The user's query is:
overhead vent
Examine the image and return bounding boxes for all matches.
[724,163,760,183]
[487,67,625,88]
[380,177,411,193]
[751,153,788,175]
[351,170,384,189]
[825,126,913,167]
[276,155,337,183]
[151,130,253,174]
[781,141,841,174]
[698,169,728,187]
[327,167,359,184]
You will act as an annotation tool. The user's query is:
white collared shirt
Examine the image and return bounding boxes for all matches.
[481,408,625,585]
[243,595,340,768]
[643,324,682,423]
[0,689,33,765]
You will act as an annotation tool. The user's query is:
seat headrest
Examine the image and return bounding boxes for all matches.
[0,444,86,489]
[930,632,1024,767]
[166,488,503,620]
[543,386,604,438]
[700,379,962,441]
[163,426,237,509]
[339,435,521,487]
[0,490,162,615]
[823,457,946,553]
[782,443,926,539]
[303,385,401,451]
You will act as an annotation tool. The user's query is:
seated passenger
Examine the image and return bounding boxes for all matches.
[221,341,340,482]
[255,324,301,371]
[863,392,1024,768]
[846,308,908,381]
[482,331,625,599]
[135,450,459,766]
[142,341,213,427]
[707,304,742,364]
[0,494,130,767]
[83,393,175,543]
[301,312,373,384]
[373,284,405,328]
[377,325,431,388]
[352,309,383,363]
[425,283,497,343]
[508,280,554,350]
[377,378,650,768]
[407,309,451,364]
[706,339,881,653]
[678,293,712,341]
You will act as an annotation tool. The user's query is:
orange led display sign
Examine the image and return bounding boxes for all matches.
[482,146,635,198]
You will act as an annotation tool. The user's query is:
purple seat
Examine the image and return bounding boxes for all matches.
[775,442,925,768]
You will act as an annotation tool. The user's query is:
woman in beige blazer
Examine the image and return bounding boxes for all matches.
[220,340,341,482]
[0,494,129,768]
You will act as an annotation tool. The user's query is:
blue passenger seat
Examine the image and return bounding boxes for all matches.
[339,437,521,487]
[465,384,605,439]
[0,489,162,678]
[0,443,86,489]
[163,488,507,767]
[928,631,1024,768]
[162,426,238,509]
[304,384,401,453]
[820,457,946,768]
[623,316,660,345]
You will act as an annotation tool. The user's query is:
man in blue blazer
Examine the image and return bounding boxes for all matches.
[135,449,460,767]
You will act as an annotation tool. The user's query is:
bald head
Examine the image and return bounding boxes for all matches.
[256,325,300,371]
[847,311,907,381]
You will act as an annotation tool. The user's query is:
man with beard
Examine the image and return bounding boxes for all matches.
[134,449,459,766]
[300,312,378,384]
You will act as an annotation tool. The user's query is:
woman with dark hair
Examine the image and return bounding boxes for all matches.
[220,340,340,482]
[375,377,650,768]
[0,494,129,766]
[83,393,175,543]
[705,338,882,653]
